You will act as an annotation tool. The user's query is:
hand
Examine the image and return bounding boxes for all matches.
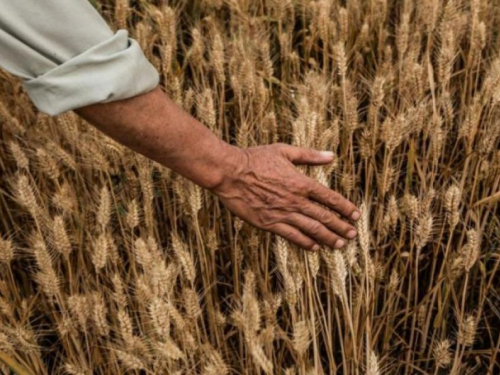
[210,143,360,251]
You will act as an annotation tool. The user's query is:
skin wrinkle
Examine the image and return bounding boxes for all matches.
[215,145,357,249]
[236,159,353,240]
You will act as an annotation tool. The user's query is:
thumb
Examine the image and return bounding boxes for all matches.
[279,144,335,165]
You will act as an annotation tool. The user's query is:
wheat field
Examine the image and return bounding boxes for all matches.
[1,0,500,374]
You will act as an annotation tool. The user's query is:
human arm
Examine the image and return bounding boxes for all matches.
[75,87,360,250]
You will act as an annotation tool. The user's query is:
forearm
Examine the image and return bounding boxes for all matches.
[75,86,240,190]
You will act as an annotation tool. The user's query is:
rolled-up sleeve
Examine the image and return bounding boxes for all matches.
[0,0,159,116]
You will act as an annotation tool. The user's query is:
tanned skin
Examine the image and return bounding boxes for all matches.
[75,86,360,251]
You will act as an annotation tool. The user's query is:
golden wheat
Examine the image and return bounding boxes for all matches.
[1,0,500,373]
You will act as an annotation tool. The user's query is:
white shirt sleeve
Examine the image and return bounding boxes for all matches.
[0,0,159,116]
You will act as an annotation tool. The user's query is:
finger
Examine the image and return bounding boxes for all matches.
[278,144,335,166]
[298,199,358,240]
[308,180,360,220]
[284,213,346,249]
[269,223,319,251]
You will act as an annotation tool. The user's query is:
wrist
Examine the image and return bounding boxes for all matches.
[206,143,247,194]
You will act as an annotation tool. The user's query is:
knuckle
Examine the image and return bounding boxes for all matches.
[329,192,342,206]
[306,221,322,235]
[258,210,279,227]
[283,212,299,225]
[303,148,316,158]
[273,143,287,154]
[303,179,316,195]
[317,208,332,224]
[287,197,302,211]
[283,229,298,243]
[294,179,312,195]
[281,191,297,204]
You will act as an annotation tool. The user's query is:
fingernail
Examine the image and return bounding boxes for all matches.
[351,211,361,220]
[320,151,334,158]
[347,230,357,239]
[312,244,320,251]
[335,239,345,249]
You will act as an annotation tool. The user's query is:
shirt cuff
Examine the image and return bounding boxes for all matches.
[23,29,159,116]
